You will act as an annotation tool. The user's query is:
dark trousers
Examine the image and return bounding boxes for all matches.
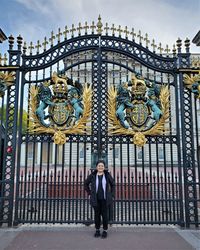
[94,199,108,230]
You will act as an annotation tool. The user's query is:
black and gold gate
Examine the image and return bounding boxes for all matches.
[0,16,199,227]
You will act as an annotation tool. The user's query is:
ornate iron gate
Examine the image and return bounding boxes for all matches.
[0,17,199,227]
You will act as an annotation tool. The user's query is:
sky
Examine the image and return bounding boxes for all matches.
[0,0,200,54]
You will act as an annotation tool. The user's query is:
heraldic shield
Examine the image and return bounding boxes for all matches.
[28,72,92,145]
[49,101,73,126]
[126,100,150,127]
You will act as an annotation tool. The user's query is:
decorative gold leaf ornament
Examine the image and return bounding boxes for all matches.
[133,132,147,147]
[0,72,15,97]
[53,131,68,145]
[183,72,200,99]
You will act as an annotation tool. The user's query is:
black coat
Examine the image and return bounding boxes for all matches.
[84,170,115,207]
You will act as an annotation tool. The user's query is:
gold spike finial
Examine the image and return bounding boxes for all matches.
[90,21,96,34]
[117,25,123,37]
[97,15,103,35]
[42,37,48,51]
[164,44,170,54]
[23,41,27,54]
[111,24,116,36]
[84,21,89,34]
[56,28,62,42]
[151,39,157,52]
[70,24,76,37]
[158,42,164,54]
[137,30,143,44]
[124,26,129,39]
[172,44,176,54]
[144,33,150,48]
[35,40,41,53]
[49,31,55,46]
[77,22,82,36]
[28,41,34,54]
[63,26,69,39]
[104,23,109,35]
[130,28,136,41]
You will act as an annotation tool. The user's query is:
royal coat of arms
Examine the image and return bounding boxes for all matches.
[29,72,92,145]
[108,73,170,147]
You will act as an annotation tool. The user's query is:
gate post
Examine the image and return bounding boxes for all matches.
[0,35,22,226]
[91,35,108,168]
[178,38,198,227]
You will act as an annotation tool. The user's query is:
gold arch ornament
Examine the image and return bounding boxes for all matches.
[28,83,92,145]
[108,84,170,147]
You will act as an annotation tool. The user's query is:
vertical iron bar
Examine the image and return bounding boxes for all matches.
[19,171,24,220]
[112,140,116,222]
[83,139,87,222]
[45,141,51,222]
[131,171,134,222]
[41,170,46,222]
[57,170,60,221]
[14,69,26,225]
[60,143,65,222]
[120,140,123,223]
[53,145,58,222]
[155,139,160,223]
[27,171,31,221]
[127,142,131,223]
[76,138,80,222]
[49,171,53,221]
[22,141,28,221]
[148,141,153,222]
[72,170,75,222]
[38,141,43,222]
[160,172,164,222]
[134,144,138,223]
[142,146,145,223]
[34,170,38,221]
[68,140,72,221]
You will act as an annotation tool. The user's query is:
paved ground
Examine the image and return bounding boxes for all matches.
[0,224,199,250]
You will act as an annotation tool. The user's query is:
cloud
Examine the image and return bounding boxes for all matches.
[1,0,200,53]
[16,0,52,15]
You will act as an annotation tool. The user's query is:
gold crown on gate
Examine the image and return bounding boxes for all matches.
[51,72,68,94]
[131,73,147,95]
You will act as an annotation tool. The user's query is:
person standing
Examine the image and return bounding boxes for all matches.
[84,160,115,238]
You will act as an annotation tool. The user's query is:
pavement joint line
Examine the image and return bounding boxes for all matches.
[174,228,200,250]
[0,224,188,233]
